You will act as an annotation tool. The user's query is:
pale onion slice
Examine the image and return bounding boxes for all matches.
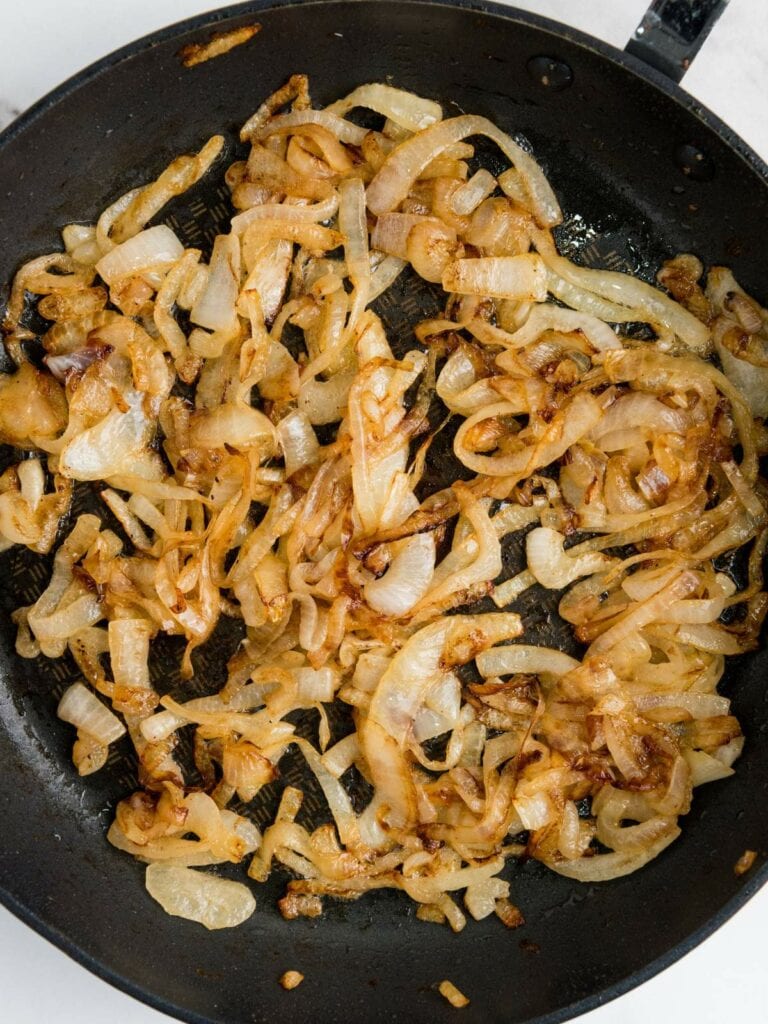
[540,250,711,353]
[476,644,580,678]
[108,619,153,689]
[231,194,340,235]
[442,255,547,301]
[254,109,368,145]
[364,533,436,617]
[683,748,736,786]
[505,303,621,352]
[367,612,521,745]
[591,392,690,440]
[320,733,360,778]
[190,234,241,334]
[294,666,338,702]
[451,168,498,216]
[587,571,700,656]
[17,458,45,510]
[464,876,509,921]
[514,791,557,830]
[59,391,153,481]
[276,410,319,477]
[545,825,681,881]
[95,225,184,285]
[715,333,768,418]
[326,83,442,132]
[299,370,356,425]
[371,213,443,259]
[58,682,126,744]
[145,864,256,929]
[241,238,293,326]
[633,692,730,717]
[407,221,459,284]
[526,527,616,590]
[368,253,407,300]
[188,403,276,450]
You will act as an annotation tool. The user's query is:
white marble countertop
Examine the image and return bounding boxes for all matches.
[1,2,767,1023]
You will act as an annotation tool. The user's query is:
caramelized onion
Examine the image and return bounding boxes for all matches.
[3,75,764,938]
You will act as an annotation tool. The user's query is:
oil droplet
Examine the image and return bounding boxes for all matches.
[675,143,715,182]
[526,55,573,91]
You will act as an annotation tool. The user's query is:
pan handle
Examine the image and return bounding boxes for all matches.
[625,0,729,82]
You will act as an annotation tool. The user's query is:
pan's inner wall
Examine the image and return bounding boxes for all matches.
[0,4,767,1024]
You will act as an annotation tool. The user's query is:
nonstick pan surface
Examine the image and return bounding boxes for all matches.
[1,3,767,1023]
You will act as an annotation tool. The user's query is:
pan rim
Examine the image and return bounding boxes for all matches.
[1,0,767,181]
[1,2,767,1023]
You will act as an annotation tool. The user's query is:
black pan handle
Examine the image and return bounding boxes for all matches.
[625,0,730,82]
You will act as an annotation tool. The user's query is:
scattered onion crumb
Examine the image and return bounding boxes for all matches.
[279,970,305,991]
[495,897,525,929]
[179,24,261,67]
[439,980,470,1008]
[416,903,447,925]
[734,849,757,876]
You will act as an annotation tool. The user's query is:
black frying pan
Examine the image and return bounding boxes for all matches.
[1,2,767,1023]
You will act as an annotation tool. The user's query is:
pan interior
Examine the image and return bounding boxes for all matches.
[0,4,767,1024]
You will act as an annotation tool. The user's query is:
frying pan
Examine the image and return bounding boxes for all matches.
[1,1,767,1022]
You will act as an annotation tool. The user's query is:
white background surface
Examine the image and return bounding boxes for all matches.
[1,2,767,1022]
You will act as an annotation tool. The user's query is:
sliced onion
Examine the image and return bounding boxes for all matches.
[190,234,241,334]
[95,225,184,286]
[407,221,460,284]
[442,255,547,301]
[111,136,224,244]
[451,169,498,216]
[320,733,360,778]
[44,345,108,382]
[526,527,616,590]
[414,487,502,613]
[58,682,126,744]
[254,109,368,145]
[294,666,338,703]
[240,238,293,325]
[369,253,407,300]
[454,393,602,479]
[59,391,153,481]
[592,393,690,441]
[476,644,579,677]
[277,410,320,477]
[364,533,436,617]
[366,114,561,227]
[326,83,442,132]
[587,571,700,656]
[188,403,276,451]
[540,249,711,352]
[633,692,730,718]
[145,864,256,929]
[371,213,442,259]
[231,194,340,235]
[298,370,356,425]
[545,824,680,881]
[715,331,768,418]
[367,612,520,745]
[505,303,621,352]
[108,619,153,690]
[683,748,735,786]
